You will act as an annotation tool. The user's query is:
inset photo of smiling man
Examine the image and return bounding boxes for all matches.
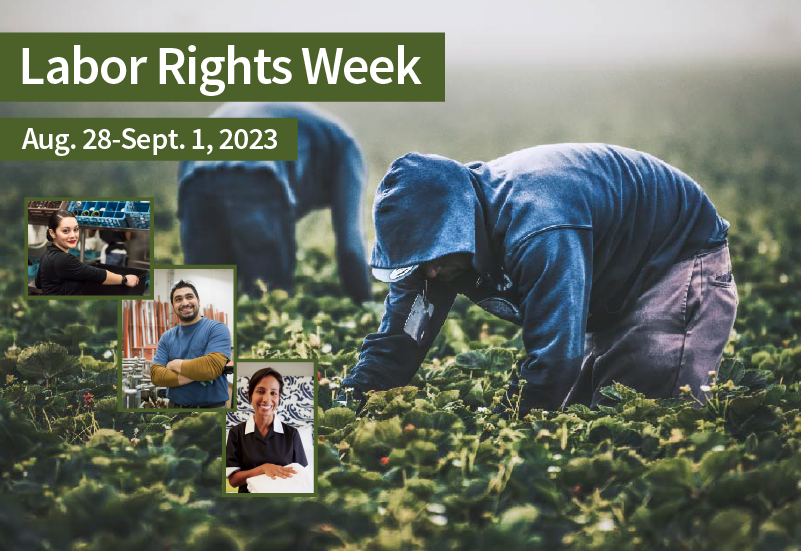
[119,266,236,411]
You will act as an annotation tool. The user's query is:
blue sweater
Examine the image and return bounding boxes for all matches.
[344,144,728,409]
[153,317,231,406]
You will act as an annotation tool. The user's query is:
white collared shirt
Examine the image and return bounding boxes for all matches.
[244,412,284,435]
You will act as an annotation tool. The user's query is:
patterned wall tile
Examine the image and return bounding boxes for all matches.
[226,375,314,430]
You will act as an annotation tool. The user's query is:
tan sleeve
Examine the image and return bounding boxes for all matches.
[150,363,180,387]
[179,352,229,381]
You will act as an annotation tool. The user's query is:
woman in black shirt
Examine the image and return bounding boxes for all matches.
[35,210,140,295]
[226,367,308,493]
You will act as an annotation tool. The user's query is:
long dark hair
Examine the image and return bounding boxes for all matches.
[46,209,78,242]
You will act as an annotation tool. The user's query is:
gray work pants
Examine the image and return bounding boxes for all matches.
[565,243,738,408]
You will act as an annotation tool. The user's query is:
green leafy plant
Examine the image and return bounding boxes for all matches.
[16,342,79,389]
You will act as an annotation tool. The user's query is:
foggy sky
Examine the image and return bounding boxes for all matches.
[4,0,801,64]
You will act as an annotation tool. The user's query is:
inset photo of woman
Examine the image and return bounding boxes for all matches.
[120,267,235,411]
[26,197,152,297]
[225,361,316,496]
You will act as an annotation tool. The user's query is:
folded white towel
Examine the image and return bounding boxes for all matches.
[246,463,313,494]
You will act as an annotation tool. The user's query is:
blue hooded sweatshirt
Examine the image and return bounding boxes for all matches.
[342,144,729,410]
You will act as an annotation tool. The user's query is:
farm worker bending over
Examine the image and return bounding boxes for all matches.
[342,144,738,413]
[178,102,370,303]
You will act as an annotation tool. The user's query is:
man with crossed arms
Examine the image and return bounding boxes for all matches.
[150,280,232,408]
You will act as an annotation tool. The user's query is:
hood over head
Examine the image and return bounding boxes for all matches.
[370,153,501,284]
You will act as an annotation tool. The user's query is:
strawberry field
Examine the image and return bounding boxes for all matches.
[2,66,801,549]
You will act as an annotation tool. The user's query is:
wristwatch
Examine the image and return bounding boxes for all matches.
[121,275,128,286]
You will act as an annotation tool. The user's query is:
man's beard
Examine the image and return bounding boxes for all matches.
[176,305,199,322]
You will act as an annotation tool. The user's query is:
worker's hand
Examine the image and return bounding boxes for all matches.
[125,275,140,287]
[336,385,368,414]
[261,464,297,479]
[166,359,183,372]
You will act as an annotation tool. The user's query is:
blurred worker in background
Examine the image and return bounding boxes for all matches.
[342,144,738,414]
[178,103,370,303]
[85,228,132,266]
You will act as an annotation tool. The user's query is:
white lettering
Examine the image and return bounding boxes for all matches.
[254,50,272,84]
[272,57,292,84]
[227,45,250,85]
[22,49,43,84]
[74,45,98,85]
[302,47,343,84]
[370,57,393,84]
[160,48,185,84]
[344,57,367,84]
[130,57,147,84]
[200,56,225,96]
[22,128,40,149]
[100,57,127,84]
[397,45,421,84]
[47,58,69,84]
